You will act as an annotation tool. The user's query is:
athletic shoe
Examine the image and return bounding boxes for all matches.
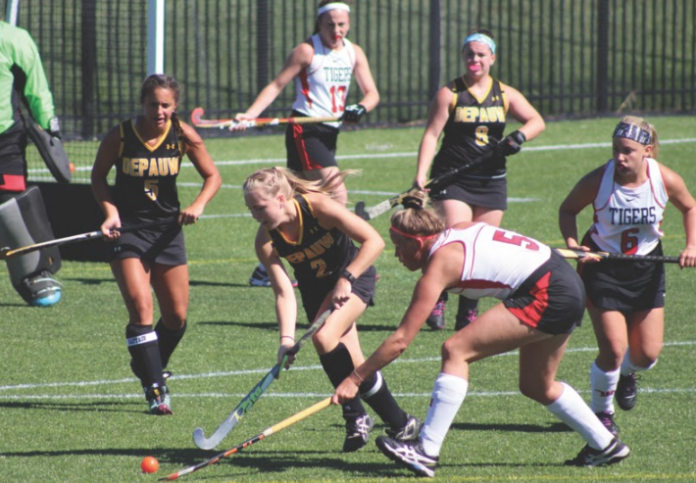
[343,413,374,452]
[455,308,478,331]
[249,266,298,288]
[376,435,439,477]
[145,383,173,415]
[16,271,62,307]
[595,411,620,436]
[386,414,422,442]
[425,299,446,330]
[616,373,639,411]
[564,437,630,467]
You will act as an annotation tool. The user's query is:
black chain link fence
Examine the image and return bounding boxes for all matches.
[3,0,695,181]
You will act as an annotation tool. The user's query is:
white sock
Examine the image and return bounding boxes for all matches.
[621,350,656,375]
[546,382,614,450]
[590,361,619,414]
[420,373,468,457]
[257,263,267,273]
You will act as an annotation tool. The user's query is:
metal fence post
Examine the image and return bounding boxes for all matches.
[81,0,96,138]
[596,0,610,113]
[428,0,442,99]
[256,0,270,97]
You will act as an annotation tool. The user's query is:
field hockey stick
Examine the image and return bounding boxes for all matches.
[192,308,332,450]
[162,397,332,481]
[555,248,681,264]
[191,107,339,130]
[354,150,496,221]
[0,217,177,260]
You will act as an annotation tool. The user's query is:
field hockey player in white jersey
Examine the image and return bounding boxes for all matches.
[559,115,696,435]
[233,1,379,288]
[332,192,630,476]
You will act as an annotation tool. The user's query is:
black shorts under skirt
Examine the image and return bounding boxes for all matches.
[429,175,507,211]
[107,223,186,266]
[579,237,666,312]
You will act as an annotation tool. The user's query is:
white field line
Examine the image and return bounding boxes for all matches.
[1,340,694,398]
[43,136,696,175]
[1,387,695,401]
[198,136,696,168]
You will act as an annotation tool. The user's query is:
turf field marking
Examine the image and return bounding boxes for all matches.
[27,137,696,178]
[192,137,696,168]
[178,181,539,203]
[1,340,693,394]
[1,386,696,401]
[200,474,696,483]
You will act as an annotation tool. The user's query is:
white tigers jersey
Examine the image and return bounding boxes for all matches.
[292,34,356,128]
[428,223,552,300]
[589,158,667,255]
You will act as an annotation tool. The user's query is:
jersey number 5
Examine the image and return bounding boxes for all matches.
[492,230,540,251]
[145,179,159,201]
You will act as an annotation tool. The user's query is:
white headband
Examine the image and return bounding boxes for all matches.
[463,33,496,54]
[318,3,350,16]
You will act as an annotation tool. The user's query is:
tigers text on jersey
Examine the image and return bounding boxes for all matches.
[115,118,184,222]
[590,158,667,255]
[268,194,357,286]
[434,77,508,178]
[428,223,551,300]
[292,34,356,128]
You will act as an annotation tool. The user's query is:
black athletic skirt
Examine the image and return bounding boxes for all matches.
[108,222,186,266]
[504,250,586,335]
[429,175,507,211]
[285,110,339,172]
[299,265,376,323]
[579,237,666,312]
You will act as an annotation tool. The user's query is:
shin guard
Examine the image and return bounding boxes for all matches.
[126,324,165,388]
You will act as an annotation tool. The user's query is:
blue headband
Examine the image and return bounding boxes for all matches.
[463,33,496,54]
[613,122,652,145]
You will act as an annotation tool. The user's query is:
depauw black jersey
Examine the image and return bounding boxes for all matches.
[114,119,184,222]
[268,194,358,287]
[433,77,508,178]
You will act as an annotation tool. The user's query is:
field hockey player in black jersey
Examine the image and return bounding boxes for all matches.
[91,74,221,415]
[243,166,420,452]
[415,29,545,331]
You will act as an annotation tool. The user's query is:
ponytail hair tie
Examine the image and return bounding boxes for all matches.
[401,190,428,210]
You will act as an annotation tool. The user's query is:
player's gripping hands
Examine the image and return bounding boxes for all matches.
[342,104,367,123]
[495,130,526,156]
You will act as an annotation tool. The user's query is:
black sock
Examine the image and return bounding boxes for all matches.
[359,371,408,429]
[456,296,479,319]
[155,319,187,369]
[126,324,165,388]
[319,343,367,420]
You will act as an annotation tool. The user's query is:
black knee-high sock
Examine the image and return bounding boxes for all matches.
[126,324,165,389]
[155,319,187,369]
[319,343,367,420]
[359,371,408,429]
[456,296,479,319]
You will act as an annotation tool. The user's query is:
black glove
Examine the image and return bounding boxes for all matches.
[47,117,62,139]
[342,104,367,123]
[495,130,526,156]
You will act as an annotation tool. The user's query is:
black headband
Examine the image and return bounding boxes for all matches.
[613,122,652,145]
